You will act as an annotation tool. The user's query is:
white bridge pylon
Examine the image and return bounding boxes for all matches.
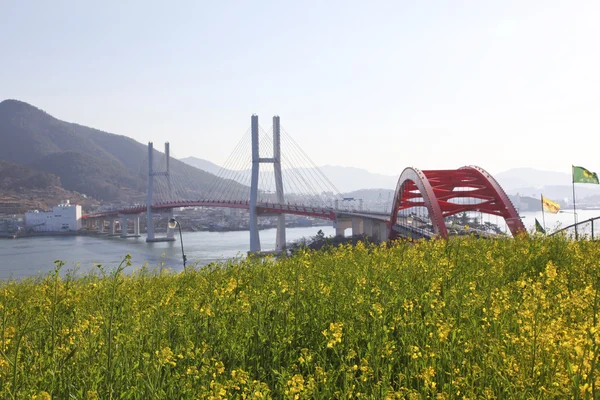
[146,141,176,242]
[249,115,286,253]
[143,116,287,252]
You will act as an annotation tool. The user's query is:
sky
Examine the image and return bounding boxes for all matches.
[2,1,599,176]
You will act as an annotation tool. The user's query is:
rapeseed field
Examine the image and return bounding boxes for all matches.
[1,235,600,399]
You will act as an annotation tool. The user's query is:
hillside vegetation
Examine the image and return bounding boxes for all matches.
[0,160,60,191]
[1,236,599,398]
[0,100,239,201]
[0,161,95,214]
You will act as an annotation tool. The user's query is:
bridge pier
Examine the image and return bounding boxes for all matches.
[134,216,140,236]
[352,218,364,236]
[334,216,388,242]
[379,222,389,242]
[364,219,373,237]
[275,215,286,252]
[120,215,127,238]
[334,219,352,237]
[97,219,105,234]
[146,214,176,242]
[109,219,116,235]
[166,209,176,240]
[371,221,389,242]
[120,215,141,238]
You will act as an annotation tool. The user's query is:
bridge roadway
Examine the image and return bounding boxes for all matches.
[82,200,432,241]
[83,200,392,222]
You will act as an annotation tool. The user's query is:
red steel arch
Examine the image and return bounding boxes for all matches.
[390,167,448,239]
[389,166,526,239]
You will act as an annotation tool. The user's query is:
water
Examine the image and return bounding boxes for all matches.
[2,209,600,280]
[0,226,335,279]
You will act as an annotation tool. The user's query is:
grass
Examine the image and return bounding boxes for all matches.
[1,235,600,399]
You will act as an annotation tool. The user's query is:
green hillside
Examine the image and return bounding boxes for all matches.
[0,100,241,201]
[0,160,61,190]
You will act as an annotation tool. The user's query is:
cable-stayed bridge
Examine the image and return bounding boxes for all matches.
[83,115,525,253]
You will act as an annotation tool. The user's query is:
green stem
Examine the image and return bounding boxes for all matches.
[11,317,32,400]
[106,257,127,399]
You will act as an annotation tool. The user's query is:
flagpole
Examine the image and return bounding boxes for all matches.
[572,165,578,240]
[541,194,546,232]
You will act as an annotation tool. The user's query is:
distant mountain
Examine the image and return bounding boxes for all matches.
[181,157,399,193]
[180,157,223,176]
[341,188,395,202]
[308,165,398,192]
[493,168,571,191]
[0,100,242,201]
[494,167,600,203]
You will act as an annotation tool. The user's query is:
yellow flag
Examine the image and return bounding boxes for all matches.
[541,195,560,214]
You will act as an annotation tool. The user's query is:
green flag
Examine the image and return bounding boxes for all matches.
[573,166,599,184]
[535,218,546,234]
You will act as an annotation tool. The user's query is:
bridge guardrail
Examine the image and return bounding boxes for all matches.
[549,216,600,239]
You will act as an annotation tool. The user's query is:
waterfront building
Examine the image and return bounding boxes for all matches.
[24,201,82,232]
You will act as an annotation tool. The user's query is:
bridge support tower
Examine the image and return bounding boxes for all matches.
[146,142,176,242]
[273,116,286,252]
[249,115,287,253]
[249,116,260,252]
[146,142,155,241]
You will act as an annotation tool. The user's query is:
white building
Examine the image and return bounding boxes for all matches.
[25,201,82,232]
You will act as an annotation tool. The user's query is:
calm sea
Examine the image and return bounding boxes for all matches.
[0,226,335,279]
[1,209,598,280]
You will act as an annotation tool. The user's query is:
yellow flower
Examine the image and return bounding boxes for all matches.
[322,322,344,348]
[545,261,558,283]
[156,346,176,367]
[285,374,305,399]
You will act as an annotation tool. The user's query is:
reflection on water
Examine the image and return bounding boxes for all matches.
[0,226,335,279]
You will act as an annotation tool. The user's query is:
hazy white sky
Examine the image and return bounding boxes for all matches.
[2,1,599,176]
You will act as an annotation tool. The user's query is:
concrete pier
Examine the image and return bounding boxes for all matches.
[120,215,141,238]
[352,218,364,236]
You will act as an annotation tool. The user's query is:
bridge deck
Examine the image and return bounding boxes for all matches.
[82,200,385,223]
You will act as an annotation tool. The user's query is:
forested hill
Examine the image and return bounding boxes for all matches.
[0,159,61,190]
[0,100,240,201]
